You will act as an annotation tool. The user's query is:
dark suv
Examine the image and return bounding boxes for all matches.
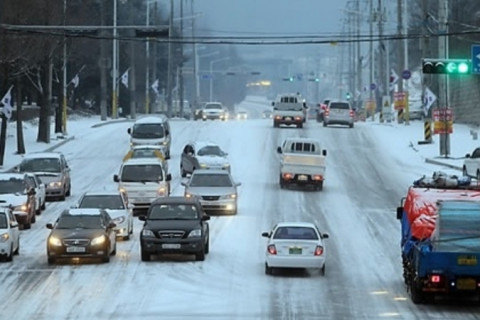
[139,197,210,262]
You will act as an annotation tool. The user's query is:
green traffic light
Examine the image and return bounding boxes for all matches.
[446,61,469,74]
[458,62,469,73]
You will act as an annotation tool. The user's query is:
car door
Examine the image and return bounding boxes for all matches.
[466,148,480,176]
[103,212,116,254]
[60,155,71,191]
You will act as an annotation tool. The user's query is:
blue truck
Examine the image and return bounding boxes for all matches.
[397,185,480,304]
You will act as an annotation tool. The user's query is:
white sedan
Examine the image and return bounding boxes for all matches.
[0,207,20,261]
[262,222,329,276]
[463,147,480,179]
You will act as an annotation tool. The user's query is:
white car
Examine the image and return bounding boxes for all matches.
[76,191,134,240]
[0,206,20,261]
[262,222,329,276]
[180,141,230,177]
[463,147,480,179]
[25,173,46,214]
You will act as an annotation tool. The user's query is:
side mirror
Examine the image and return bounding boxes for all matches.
[322,150,327,156]
[108,222,117,229]
[46,223,54,229]
[396,207,403,220]
[166,173,172,181]
[113,174,119,182]
[165,154,171,160]
[28,188,36,196]
[127,128,131,134]
[261,232,270,238]
[277,146,282,154]
[466,154,471,158]
[235,182,242,187]
[322,233,329,239]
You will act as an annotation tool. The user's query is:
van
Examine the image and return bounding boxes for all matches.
[127,116,171,157]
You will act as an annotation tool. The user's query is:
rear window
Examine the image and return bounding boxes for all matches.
[273,227,319,240]
[289,142,315,153]
[329,102,350,110]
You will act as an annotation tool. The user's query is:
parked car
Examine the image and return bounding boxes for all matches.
[180,141,230,177]
[46,208,117,264]
[463,148,480,179]
[25,173,46,215]
[16,151,71,201]
[139,196,210,262]
[181,169,241,215]
[75,191,134,240]
[0,173,37,229]
[261,221,329,275]
[0,206,20,261]
[323,100,354,128]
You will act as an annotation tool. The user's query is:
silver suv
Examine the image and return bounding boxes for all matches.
[323,101,354,128]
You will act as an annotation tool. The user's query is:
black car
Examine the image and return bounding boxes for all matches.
[46,208,117,264]
[139,197,210,262]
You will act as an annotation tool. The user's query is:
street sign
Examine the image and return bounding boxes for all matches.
[402,70,411,80]
[433,108,454,134]
[394,91,406,110]
[472,44,480,74]
[370,83,376,90]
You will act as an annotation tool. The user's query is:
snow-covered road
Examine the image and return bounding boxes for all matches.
[0,100,479,320]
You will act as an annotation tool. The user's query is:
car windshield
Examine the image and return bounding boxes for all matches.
[56,215,104,229]
[0,213,7,228]
[120,165,163,182]
[189,173,233,187]
[148,204,198,220]
[131,149,161,159]
[19,158,60,173]
[197,146,223,156]
[329,102,350,110]
[79,195,125,210]
[205,104,222,110]
[0,179,26,194]
[131,123,165,139]
[273,227,319,240]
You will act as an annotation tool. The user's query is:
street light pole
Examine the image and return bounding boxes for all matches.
[145,1,150,114]
[209,57,229,101]
[112,0,118,119]
[62,0,67,133]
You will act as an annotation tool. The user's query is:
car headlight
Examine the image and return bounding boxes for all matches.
[14,204,28,213]
[49,181,62,188]
[48,236,62,247]
[119,187,127,194]
[91,235,106,246]
[142,229,155,237]
[199,163,207,168]
[220,193,237,200]
[113,216,126,224]
[0,232,10,242]
[222,163,230,168]
[185,192,195,198]
[157,187,167,197]
[187,228,202,238]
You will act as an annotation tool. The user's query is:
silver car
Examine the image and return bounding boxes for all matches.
[323,101,354,128]
[181,169,241,215]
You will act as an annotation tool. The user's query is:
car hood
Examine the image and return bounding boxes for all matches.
[196,155,229,166]
[105,209,128,219]
[0,194,27,206]
[50,228,106,240]
[144,219,201,231]
[36,173,61,183]
[186,186,236,196]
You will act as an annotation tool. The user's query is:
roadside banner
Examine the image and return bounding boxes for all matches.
[423,87,437,116]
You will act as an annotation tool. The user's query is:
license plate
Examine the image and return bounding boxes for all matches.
[285,117,291,121]
[289,247,302,254]
[298,175,308,181]
[162,243,181,249]
[458,255,478,266]
[66,246,86,253]
[457,278,477,290]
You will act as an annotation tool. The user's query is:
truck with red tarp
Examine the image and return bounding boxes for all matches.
[397,179,480,304]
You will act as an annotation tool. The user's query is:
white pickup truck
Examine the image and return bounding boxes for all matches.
[272,93,307,128]
[277,138,327,191]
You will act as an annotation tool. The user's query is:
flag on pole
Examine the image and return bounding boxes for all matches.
[71,74,80,88]
[389,69,399,92]
[423,87,437,116]
[0,86,14,119]
[151,79,159,95]
[121,69,129,88]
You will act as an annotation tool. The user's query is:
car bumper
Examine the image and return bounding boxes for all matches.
[47,245,110,260]
[266,255,325,269]
[0,241,13,256]
[114,221,129,238]
[324,118,353,126]
[45,186,64,198]
[141,238,204,254]
[198,198,237,213]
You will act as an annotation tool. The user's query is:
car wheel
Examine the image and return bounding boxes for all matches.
[129,221,133,235]
[141,250,151,262]
[102,254,110,263]
[323,121,327,127]
[41,200,46,210]
[6,244,13,262]
[317,181,323,191]
[123,234,130,241]
[320,264,326,276]
[265,263,273,275]
[66,184,71,197]
[14,241,19,255]
[279,175,285,189]
[195,249,205,261]
[60,188,66,201]
[31,212,36,223]
[205,238,210,254]
[476,170,480,182]
[349,123,354,128]
[36,203,41,215]
[112,242,117,256]
[24,220,31,230]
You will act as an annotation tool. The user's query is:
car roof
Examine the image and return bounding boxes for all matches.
[81,191,122,197]
[133,115,168,124]
[0,173,26,181]
[122,158,164,166]
[65,208,104,216]
[189,141,221,149]
[275,222,318,228]
[151,196,201,206]
[22,152,63,160]
[191,169,230,175]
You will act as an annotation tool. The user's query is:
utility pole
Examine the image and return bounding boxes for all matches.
[99,1,108,121]
[112,0,118,119]
[377,0,387,122]
[356,0,362,109]
[129,1,136,120]
[420,0,432,144]
[166,0,173,118]
[179,0,184,118]
[369,0,375,119]
[396,0,404,124]
[191,0,199,107]
[62,0,67,133]
[438,0,449,156]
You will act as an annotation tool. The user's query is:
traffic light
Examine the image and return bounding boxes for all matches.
[345,92,351,100]
[422,59,471,74]
[308,78,320,82]
[282,77,294,82]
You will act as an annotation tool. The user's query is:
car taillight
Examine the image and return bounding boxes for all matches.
[294,116,301,121]
[349,110,354,117]
[313,175,323,181]
[314,246,324,256]
[274,115,281,120]
[324,109,329,116]
[282,173,294,180]
[267,244,277,255]
[430,275,441,283]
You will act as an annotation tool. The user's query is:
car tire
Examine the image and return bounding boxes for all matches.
[102,254,110,263]
[265,263,273,275]
[36,203,41,215]
[321,264,326,276]
[141,250,151,262]
[112,243,117,256]
[14,242,19,255]
[60,188,66,201]
[24,220,31,230]
[195,249,205,261]
[31,212,36,223]
[317,182,323,191]
[279,175,285,189]
[6,244,13,262]
[477,170,480,182]
[349,123,354,128]
[41,200,46,210]
[463,166,468,177]
[205,238,210,254]
[66,184,71,197]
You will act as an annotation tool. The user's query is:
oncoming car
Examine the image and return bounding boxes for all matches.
[180,141,230,177]
[262,222,329,276]
[236,111,248,120]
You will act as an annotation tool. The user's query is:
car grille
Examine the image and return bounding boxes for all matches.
[63,239,90,246]
[202,195,220,201]
[158,231,185,239]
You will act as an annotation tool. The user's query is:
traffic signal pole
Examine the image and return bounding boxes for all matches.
[438,0,449,157]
